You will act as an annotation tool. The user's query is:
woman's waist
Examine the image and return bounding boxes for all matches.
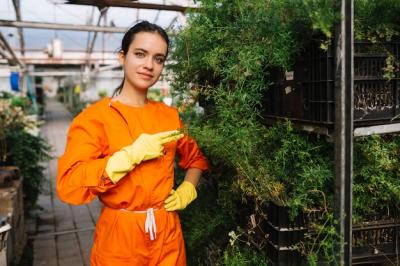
[100,177,173,206]
[100,197,166,211]
[99,204,179,240]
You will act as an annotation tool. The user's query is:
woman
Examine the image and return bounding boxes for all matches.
[57,21,208,265]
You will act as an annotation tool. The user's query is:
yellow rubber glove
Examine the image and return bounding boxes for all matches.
[164,181,197,211]
[105,130,184,183]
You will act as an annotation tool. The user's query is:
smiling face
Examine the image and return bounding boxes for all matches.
[118,31,168,93]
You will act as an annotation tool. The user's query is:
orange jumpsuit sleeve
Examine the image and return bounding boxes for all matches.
[57,113,115,205]
[176,119,209,171]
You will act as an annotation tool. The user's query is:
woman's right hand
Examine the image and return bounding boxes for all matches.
[125,130,184,162]
[105,130,184,183]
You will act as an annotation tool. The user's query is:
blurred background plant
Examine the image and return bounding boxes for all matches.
[0,92,51,212]
[97,89,108,98]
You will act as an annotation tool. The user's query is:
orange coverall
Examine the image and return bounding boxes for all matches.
[57,97,209,265]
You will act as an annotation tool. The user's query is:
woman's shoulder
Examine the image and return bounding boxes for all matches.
[72,97,110,124]
[150,100,179,114]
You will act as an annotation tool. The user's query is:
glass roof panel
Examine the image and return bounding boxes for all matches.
[0,0,194,52]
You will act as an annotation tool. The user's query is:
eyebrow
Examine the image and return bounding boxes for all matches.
[134,48,166,57]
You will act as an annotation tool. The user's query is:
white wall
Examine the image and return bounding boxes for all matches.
[0,67,11,92]
[0,77,11,92]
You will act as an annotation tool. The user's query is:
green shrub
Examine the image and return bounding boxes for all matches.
[222,245,269,266]
[355,0,400,42]
[2,129,51,210]
[177,161,245,265]
[0,98,51,211]
[353,135,400,222]
[171,0,400,264]
[170,0,337,212]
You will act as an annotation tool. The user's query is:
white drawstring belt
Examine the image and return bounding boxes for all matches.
[121,208,157,241]
[145,208,157,240]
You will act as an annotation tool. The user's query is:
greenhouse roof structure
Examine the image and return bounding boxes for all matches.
[0,0,196,68]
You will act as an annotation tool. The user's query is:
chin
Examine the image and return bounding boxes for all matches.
[133,80,156,91]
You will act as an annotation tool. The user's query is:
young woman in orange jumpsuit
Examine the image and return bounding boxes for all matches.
[57,21,208,265]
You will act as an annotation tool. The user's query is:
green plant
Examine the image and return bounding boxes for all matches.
[0,99,40,136]
[355,0,400,42]
[354,0,400,80]
[171,0,338,263]
[222,245,269,266]
[2,128,51,211]
[10,96,30,109]
[171,0,400,264]
[178,162,245,265]
[295,192,338,266]
[353,134,400,222]
[98,89,108,98]
[170,0,337,210]
[0,91,14,99]
[0,98,51,211]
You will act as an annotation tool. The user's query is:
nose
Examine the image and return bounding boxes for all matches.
[144,56,153,70]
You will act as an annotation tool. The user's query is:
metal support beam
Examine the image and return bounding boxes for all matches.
[85,7,96,53]
[0,49,8,60]
[0,32,25,68]
[65,0,193,12]
[354,123,400,137]
[95,63,120,72]
[334,0,354,265]
[166,12,187,31]
[11,0,25,56]
[0,40,7,53]
[166,16,178,31]
[93,0,107,11]
[0,19,126,33]
[28,71,81,76]
[87,9,108,54]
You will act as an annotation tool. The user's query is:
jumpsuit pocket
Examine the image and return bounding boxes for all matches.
[163,211,183,245]
[95,209,133,259]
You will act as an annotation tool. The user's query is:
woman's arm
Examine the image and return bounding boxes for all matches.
[164,119,209,211]
[183,167,203,187]
[57,112,116,205]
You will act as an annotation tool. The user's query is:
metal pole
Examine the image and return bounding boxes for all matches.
[11,0,25,56]
[0,32,25,68]
[87,9,108,55]
[65,0,192,12]
[0,20,127,33]
[334,0,354,265]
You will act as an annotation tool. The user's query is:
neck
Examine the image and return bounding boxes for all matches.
[117,85,148,107]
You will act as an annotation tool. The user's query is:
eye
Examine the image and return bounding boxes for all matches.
[135,52,145,58]
[154,56,165,64]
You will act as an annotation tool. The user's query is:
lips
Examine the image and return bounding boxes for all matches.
[137,72,153,80]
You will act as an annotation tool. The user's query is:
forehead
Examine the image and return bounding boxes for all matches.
[129,32,167,55]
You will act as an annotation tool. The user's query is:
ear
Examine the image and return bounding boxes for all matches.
[118,51,125,66]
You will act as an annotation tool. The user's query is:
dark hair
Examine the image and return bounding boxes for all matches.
[113,20,170,96]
